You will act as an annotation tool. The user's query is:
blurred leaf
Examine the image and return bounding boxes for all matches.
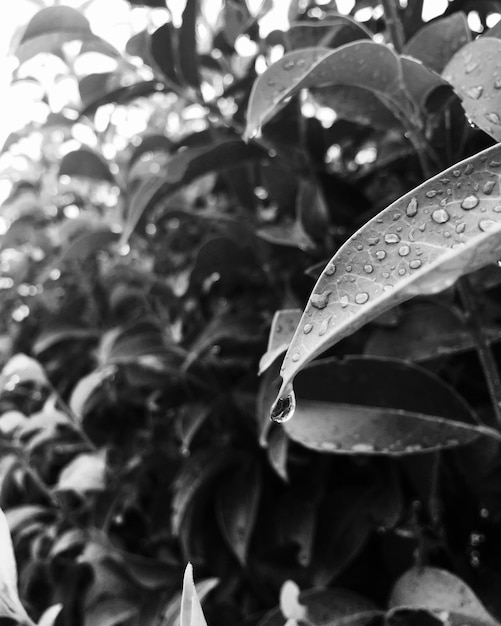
[80,76,165,116]
[150,23,180,85]
[56,451,106,493]
[175,404,212,455]
[259,309,302,375]
[70,367,116,421]
[128,134,174,170]
[0,506,35,626]
[283,356,497,455]
[33,326,99,355]
[14,6,119,63]
[37,604,63,626]
[216,460,262,565]
[59,148,114,183]
[389,567,498,626]
[266,427,289,482]
[257,219,316,251]
[223,0,252,45]
[280,580,307,621]
[60,226,120,262]
[286,17,371,50]
[83,598,138,626]
[443,37,501,143]
[180,563,208,626]
[179,0,201,90]
[403,13,471,74]
[0,353,48,391]
[274,143,501,410]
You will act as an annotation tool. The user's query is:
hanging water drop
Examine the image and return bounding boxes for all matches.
[303,323,313,334]
[398,244,410,256]
[432,208,450,223]
[270,391,296,423]
[461,194,479,210]
[406,197,418,217]
[311,290,331,309]
[355,292,369,304]
[479,219,497,232]
[384,233,400,244]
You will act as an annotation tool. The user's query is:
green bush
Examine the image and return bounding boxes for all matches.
[2,1,501,625]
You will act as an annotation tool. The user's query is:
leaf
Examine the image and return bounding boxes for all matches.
[84,598,138,626]
[282,357,498,455]
[162,575,218,626]
[286,17,371,51]
[0,506,34,625]
[56,452,107,493]
[80,77,165,116]
[59,148,114,183]
[121,140,265,243]
[69,367,116,420]
[14,6,118,63]
[59,226,120,263]
[0,353,48,392]
[443,37,501,143]
[216,461,262,565]
[257,587,380,626]
[37,604,63,626]
[389,567,498,626]
[245,42,412,140]
[259,309,302,375]
[272,143,501,419]
[267,427,289,482]
[403,12,471,74]
[150,23,180,85]
[178,0,200,90]
[180,563,208,626]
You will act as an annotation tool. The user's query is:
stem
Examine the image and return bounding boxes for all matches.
[458,276,501,429]
[382,0,406,53]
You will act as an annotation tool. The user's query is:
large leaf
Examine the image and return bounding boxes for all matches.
[403,12,471,74]
[271,143,501,421]
[443,37,501,143]
[389,567,498,626]
[59,148,114,183]
[180,563,208,626]
[282,357,496,455]
[0,507,34,625]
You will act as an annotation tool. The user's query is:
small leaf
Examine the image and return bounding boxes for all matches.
[443,37,501,143]
[56,452,107,493]
[59,148,114,183]
[282,357,497,455]
[59,226,120,262]
[216,461,262,565]
[389,567,498,626]
[257,219,316,251]
[180,563,208,626]
[0,506,34,625]
[178,0,201,90]
[403,12,471,74]
[273,143,501,416]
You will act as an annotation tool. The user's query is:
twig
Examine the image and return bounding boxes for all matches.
[458,276,501,429]
[382,0,406,53]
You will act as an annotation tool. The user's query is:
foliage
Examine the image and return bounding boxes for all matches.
[3,1,501,626]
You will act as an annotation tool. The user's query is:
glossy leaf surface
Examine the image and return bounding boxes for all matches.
[273,143,501,416]
[180,563,208,626]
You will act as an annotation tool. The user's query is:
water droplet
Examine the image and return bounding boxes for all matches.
[425,190,437,198]
[352,443,375,453]
[398,244,410,256]
[398,268,406,275]
[432,208,450,223]
[325,263,336,275]
[479,219,497,232]
[466,85,483,99]
[311,290,331,309]
[418,223,426,231]
[409,259,422,269]
[465,62,478,74]
[483,180,496,195]
[486,112,501,125]
[456,222,466,233]
[340,295,349,308]
[489,160,501,168]
[270,391,296,423]
[355,292,369,305]
[440,198,447,207]
[494,205,501,213]
[461,194,479,210]
[368,237,380,246]
[494,77,501,89]
[440,178,450,185]
[392,212,401,221]
[292,351,300,362]
[452,169,461,177]
[464,163,474,175]
[384,233,400,244]
[319,316,331,336]
[406,197,418,217]
[283,59,295,70]
[267,78,276,87]
[303,323,313,334]
[375,250,386,260]
[364,264,374,274]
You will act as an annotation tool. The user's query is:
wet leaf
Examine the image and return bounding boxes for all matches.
[403,12,471,74]
[0,506,34,625]
[259,309,302,375]
[180,563,208,626]
[257,587,380,626]
[283,356,498,455]
[443,37,501,143]
[56,452,107,493]
[273,143,501,419]
[389,567,498,626]
[59,148,114,183]
[80,77,165,116]
[179,0,200,90]
[216,461,262,565]
[245,42,414,140]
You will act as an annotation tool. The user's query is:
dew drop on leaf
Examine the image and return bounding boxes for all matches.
[303,323,313,334]
[466,86,483,99]
[292,352,300,362]
[318,316,331,336]
[340,295,349,308]
[478,219,497,232]
[486,112,501,125]
[398,245,410,256]
[270,390,296,423]
[406,197,418,217]
[384,233,400,244]
[426,190,437,198]
[431,208,450,224]
[355,292,369,304]
[283,60,295,70]
[483,180,496,195]
[456,222,466,233]
[311,290,331,309]
[376,250,386,260]
[363,264,374,273]
[464,163,474,175]
[409,259,422,269]
[461,195,479,210]
[494,77,501,89]
[325,263,336,275]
